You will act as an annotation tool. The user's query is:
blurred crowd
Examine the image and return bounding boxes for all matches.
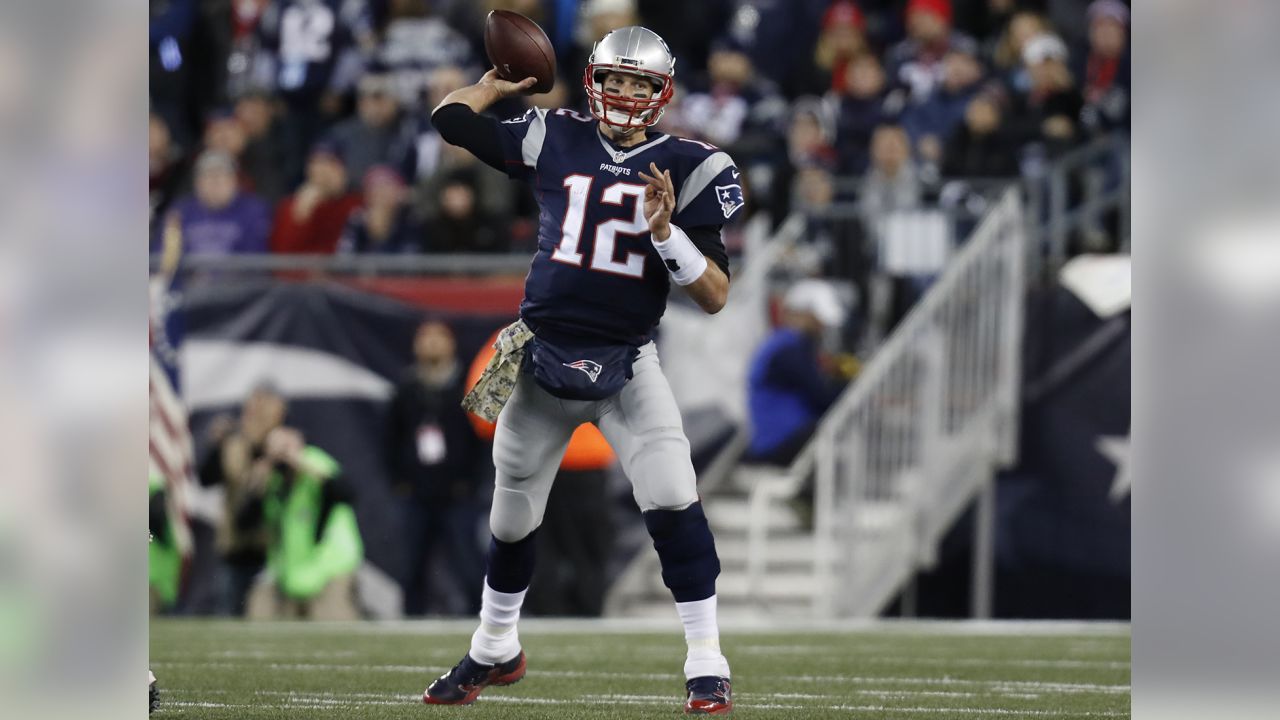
[149,0,1131,260]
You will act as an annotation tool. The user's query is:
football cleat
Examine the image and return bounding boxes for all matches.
[149,670,159,714]
[684,675,732,715]
[423,651,526,705]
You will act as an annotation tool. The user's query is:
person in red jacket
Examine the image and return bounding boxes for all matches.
[269,143,362,254]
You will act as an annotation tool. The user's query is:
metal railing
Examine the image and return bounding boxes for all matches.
[150,252,535,277]
[745,188,1026,617]
[1025,133,1131,280]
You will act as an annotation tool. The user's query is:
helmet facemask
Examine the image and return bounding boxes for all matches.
[583,65,674,131]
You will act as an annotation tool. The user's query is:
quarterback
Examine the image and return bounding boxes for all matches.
[425,25,741,715]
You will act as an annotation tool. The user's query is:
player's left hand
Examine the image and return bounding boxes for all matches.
[638,162,675,242]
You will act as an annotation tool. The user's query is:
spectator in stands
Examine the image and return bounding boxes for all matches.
[721,0,830,99]
[833,53,895,176]
[337,165,425,253]
[270,143,363,253]
[233,88,291,205]
[809,0,868,96]
[991,10,1050,96]
[253,0,377,182]
[158,149,272,256]
[376,0,477,108]
[744,278,848,467]
[423,166,508,253]
[885,0,979,107]
[1008,33,1084,158]
[223,0,271,101]
[325,71,421,188]
[201,109,256,189]
[198,384,287,615]
[899,45,987,167]
[415,139,517,235]
[244,426,364,620]
[1076,0,1129,135]
[149,111,188,231]
[411,64,470,182]
[767,98,837,228]
[679,38,787,161]
[385,320,487,615]
[942,88,1020,178]
[860,124,922,221]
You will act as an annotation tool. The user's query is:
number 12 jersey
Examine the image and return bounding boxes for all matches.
[493,107,743,346]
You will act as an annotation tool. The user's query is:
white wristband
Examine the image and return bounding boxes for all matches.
[653,224,708,286]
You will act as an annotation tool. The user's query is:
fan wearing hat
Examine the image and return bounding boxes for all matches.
[1010,32,1085,152]
[743,279,849,468]
[813,1,869,95]
[1077,0,1130,133]
[336,165,424,254]
[325,71,420,191]
[156,149,272,258]
[269,142,363,254]
[885,0,980,107]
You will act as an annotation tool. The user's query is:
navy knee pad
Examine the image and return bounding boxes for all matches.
[486,528,539,593]
[643,502,720,603]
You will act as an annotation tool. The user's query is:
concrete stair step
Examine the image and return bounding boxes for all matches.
[705,496,804,533]
[715,535,816,573]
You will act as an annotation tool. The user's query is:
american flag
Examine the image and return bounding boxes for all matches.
[150,275,194,556]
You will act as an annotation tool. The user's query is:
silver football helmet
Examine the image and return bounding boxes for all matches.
[583,26,676,130]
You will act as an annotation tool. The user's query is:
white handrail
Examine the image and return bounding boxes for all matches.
[746,188,1026,617]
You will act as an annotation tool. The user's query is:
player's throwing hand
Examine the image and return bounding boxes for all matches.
[478,68,539,99]
[638,162,675,242]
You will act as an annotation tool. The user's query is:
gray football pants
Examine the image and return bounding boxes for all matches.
[489,342,697,542]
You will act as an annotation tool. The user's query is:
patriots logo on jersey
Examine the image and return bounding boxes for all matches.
[562,359,603,382]
[714,184,745,219]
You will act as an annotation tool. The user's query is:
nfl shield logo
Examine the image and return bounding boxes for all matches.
[714,184,744,219]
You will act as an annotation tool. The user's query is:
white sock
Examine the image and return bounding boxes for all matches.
[676,595,731,679]
[468,580,526,665]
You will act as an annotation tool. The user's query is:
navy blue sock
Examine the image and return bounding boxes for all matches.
[485,529,539,593]
[643,502,720,603]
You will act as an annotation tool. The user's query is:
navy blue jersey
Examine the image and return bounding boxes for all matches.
[494,107,742,346]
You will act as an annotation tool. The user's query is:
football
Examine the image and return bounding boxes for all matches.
[484,10,557,94]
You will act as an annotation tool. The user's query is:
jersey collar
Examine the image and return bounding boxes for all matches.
[596,129,672,164]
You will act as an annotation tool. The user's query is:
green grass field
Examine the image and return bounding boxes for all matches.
[150,618,1130,719]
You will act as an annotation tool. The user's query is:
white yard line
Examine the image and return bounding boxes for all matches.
[169,694,1128,717]
[153,659,1130,695]
[222,617,1130,636]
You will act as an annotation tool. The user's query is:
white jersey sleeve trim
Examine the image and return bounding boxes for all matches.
[676,151,736,215]
[521,108,550,169]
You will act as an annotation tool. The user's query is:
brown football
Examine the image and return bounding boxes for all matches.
[484,10,557,95]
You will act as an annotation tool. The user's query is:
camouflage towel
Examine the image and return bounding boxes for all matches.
[462,319,535,422]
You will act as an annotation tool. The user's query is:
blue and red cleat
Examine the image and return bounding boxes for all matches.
[423,651,527,705]
[684,675,733,715]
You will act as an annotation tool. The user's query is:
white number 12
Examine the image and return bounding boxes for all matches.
[551,176,649,279]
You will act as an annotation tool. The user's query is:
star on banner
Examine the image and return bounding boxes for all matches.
[1095,435,1131,503]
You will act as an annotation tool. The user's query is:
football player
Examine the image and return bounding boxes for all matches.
[425,26,741,715]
